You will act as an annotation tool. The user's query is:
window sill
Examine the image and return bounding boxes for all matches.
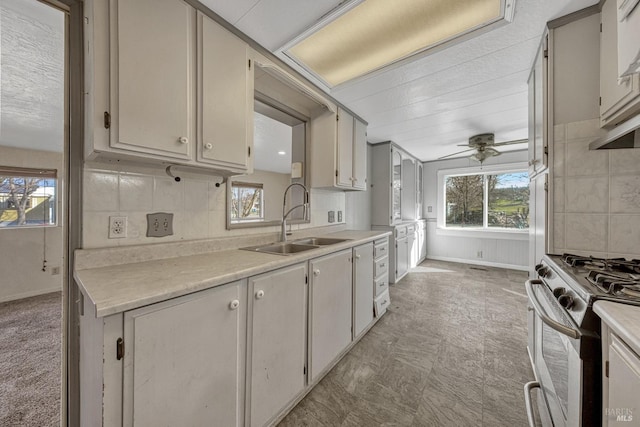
[436,227,529,241]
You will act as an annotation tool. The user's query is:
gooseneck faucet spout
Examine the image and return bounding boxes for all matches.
[281,183,309,242]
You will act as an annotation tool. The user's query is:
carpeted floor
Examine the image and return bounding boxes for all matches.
[0,291,61,426]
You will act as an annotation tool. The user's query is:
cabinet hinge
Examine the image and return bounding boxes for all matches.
[248,59,251,70]
[599,97,602,106]
[336,170,339,177]
[303,366,307,375]
[336,114,339,121]
[305,275,308,284]
[248,146,251,157]
[544,145,548,155]
[600,22,602,33]
[543,49,548,59]
[116,337,124,360]
[104,111,111,129]
[544,182,548,191]
[605,360,609,378]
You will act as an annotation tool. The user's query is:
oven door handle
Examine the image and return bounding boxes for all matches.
[524,381,541,427]
[525,279,581,339]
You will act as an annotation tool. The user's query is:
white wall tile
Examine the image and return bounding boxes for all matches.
[565,176,609,213]
[119,174,153,211]
[553,177,565,213]
[553,142,566,177]
[554,124,566,142]
[609,215,640,255]
[610,149,640,174]
[565,138,609,177]
[565,214,608,253]
[153,177,184,212]
[553,213,565,252]
[565,118,603,140]
[610,175,640,213]
[84,170,119,212]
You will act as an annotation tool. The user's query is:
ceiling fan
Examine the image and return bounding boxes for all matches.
[438,133,527,164]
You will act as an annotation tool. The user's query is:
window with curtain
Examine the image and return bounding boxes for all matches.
[0,166,57,228]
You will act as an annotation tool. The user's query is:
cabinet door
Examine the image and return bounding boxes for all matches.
[352,119,367,190]
[408,231,417,268]
[198,13,253,172]
[608,334,640,425]
[337,108,354,188]
[416,162,423,219]
[111,0,194,160]
[601,0,640,126]
[122,281,245,427]
[528,38,547,177]
[396,236,409,280]
[310,250,352,381]
[248,264,307,427]
[353,244,374,338]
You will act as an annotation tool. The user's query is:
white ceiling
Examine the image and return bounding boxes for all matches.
[253,112,293,174]
[200,0,599,161]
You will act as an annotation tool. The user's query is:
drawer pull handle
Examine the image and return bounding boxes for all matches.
[313,269,320,276]
[255,290,265,299]
[178,136,189,144]
[229,299,240,310]
[355,254,361,260]
[379,282,386,287]
[380,263,385,268]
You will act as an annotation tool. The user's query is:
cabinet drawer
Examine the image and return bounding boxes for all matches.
[406,224,416,234]
[374,275,388,297]
[374,290,391,317]
[374,257,388,278]
[374,237,388,247]
[396,226,407,238]
[374,242,389,259]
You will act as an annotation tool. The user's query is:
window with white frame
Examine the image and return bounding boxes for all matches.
[440,165,529,231]
[230,182,264,223]
[0,166,57,228]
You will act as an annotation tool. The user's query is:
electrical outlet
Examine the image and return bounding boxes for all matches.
[477,250,483,258]
[337,210,343,222]
[328,211,335,223]
[109,216,127,239]
[147,212,174,237]
[428,206,433,213]
[51,267,60,275]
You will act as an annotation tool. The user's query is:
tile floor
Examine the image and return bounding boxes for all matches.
[279,260,535,426]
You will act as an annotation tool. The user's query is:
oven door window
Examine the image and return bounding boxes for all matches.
[541,320,570,418]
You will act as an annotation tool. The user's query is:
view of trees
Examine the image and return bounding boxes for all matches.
[0,177,41,226]
[445,172,529,229]
[230,184,263,221]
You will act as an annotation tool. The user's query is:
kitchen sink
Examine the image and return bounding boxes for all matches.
[241,242,319,255]
[292,237,351,246]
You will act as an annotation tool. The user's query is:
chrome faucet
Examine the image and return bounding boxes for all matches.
[281,183,309,242]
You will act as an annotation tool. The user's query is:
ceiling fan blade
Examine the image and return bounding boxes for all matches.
[484,147,501,156]
[457,143,472,147]
[493,138,528,146]
[437,148,476,159]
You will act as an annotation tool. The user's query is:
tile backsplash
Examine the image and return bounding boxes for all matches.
[552,118,640,259]
[82,162,346,248]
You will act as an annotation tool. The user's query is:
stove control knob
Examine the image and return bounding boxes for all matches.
[536,265,550,278]
[558,294,574,310]
[553,287,566,298]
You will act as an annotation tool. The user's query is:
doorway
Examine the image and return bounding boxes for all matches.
[0,0,67,424]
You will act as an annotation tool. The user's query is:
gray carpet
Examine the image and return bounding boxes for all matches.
[0,291,61,426]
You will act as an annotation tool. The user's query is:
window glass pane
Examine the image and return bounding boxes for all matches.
[231,184,264,222]
[0,176,57,227]
[445,175,484,227]
[488,172,529,229]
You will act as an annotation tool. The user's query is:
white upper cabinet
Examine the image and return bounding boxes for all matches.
[310,107,367,191]
[111,0,194,160]
[616,0,640,80]
[85,0,253,175]
[527,34,548,178]
[198,12,253,173]
[600,0,640,127]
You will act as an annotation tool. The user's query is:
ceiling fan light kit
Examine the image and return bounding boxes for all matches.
[438,133,527,163]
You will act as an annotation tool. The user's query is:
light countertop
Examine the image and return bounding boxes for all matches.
[594,300,640,356]
[75,230,390,318]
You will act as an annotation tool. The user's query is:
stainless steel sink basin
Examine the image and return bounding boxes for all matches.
[241,242,319,255]
[293,237,351,246]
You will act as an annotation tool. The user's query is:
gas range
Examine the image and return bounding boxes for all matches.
[542,253,640,309]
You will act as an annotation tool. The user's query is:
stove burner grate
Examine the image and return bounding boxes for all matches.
[587,270,640,296]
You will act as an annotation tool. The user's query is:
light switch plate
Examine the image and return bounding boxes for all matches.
[147,212,174,237]
[328,211,335,223]
[337,210,342,222]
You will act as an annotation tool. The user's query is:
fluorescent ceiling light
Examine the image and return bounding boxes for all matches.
[284,0,514,87]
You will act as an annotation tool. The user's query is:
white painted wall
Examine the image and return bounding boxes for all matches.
[82,162,347,248]
[422,150,529,270]
[0,147,63,302]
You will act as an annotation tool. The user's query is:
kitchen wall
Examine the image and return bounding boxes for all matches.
[551,118,640,259]
[0,146,63,302]
[82,161,348,249]
[422,150,529,270]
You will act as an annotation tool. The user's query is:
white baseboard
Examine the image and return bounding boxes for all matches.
[0,285,62,303]
[424,255,528,272]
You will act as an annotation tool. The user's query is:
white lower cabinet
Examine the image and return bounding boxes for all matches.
[309,250,353,382]
[122,280,246,427]
[247,264,307,427]
[396,235,409,281]
[353,243,374,339]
